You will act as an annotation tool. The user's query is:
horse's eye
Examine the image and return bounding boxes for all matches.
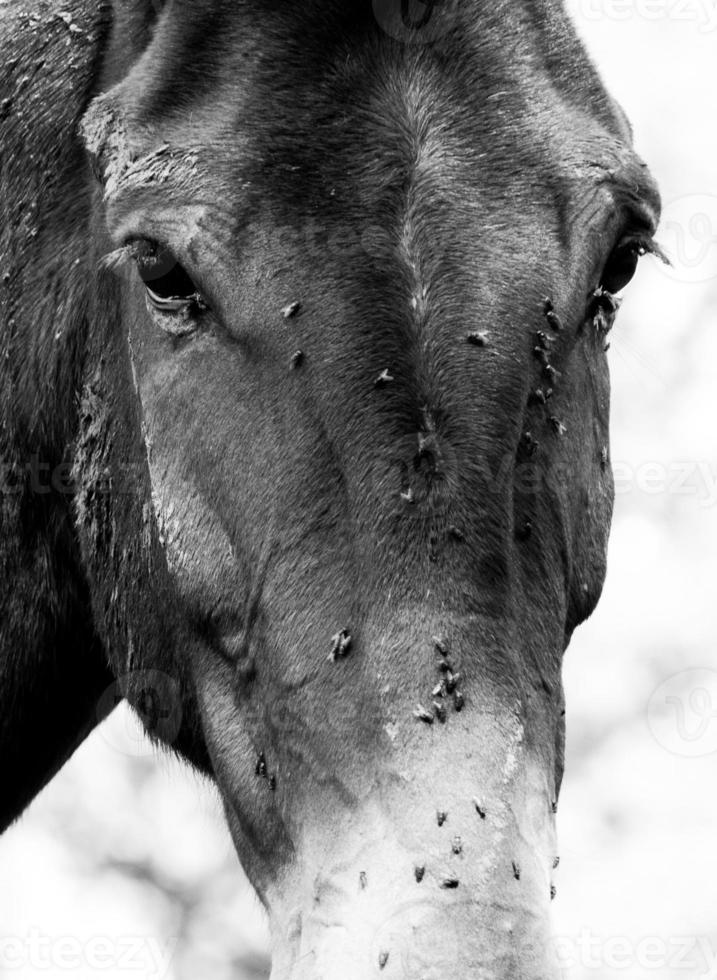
[599,240,643,295]
[135,244,202,313]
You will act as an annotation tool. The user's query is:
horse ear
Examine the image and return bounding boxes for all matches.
[0,1,116,830]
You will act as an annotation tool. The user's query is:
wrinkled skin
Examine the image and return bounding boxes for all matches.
[0,1,661,977]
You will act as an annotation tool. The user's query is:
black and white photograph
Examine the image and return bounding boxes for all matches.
[1,1,715,978]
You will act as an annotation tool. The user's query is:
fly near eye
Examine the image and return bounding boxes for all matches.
[134,243,203,313]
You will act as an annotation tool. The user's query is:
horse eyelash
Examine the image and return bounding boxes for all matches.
[631,235,671,267]
[99,239,169,274]
[98,244,136,273]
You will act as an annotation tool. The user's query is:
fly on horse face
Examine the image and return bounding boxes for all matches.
[1,1,661,976]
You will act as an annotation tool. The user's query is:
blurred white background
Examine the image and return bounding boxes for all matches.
[556,3,717,978]
[1,4,716,979]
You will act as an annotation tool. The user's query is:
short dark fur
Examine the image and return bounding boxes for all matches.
[1,1,660,971]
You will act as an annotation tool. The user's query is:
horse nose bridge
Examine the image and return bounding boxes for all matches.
[310,323,524,525]
[357,607,528,724]
[310,405,517,593]
[340,395,512,492]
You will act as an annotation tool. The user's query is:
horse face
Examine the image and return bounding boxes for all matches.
[79,3,660,976]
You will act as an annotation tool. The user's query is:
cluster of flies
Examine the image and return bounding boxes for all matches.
[517,293,615,539]
[414,634,464,725]
[521,296,567,464]
[254,751,277,792]
[587,285,621,352]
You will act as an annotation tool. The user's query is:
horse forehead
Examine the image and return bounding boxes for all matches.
[83,0,659,270]
[88,54,565,232]
[94,3,594,184]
